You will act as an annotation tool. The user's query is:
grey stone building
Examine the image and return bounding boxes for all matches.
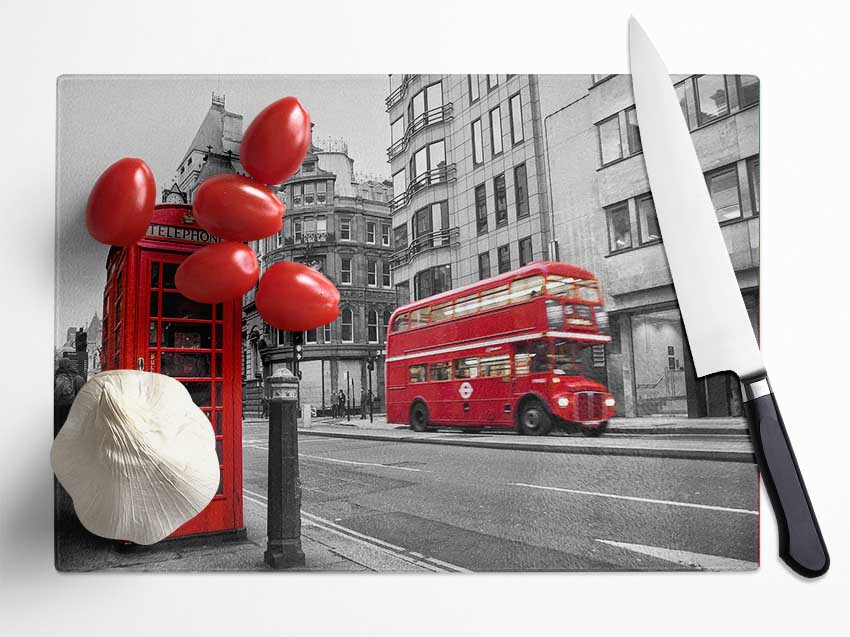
[386,75,553,301]
[165,94,396,417]
[542,74,760,418]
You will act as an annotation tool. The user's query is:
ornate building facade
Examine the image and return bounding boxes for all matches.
[167,94,395,417]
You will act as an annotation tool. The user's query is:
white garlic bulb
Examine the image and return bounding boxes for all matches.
[51,370,220,545]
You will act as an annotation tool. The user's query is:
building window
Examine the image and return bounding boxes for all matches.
[316,181,327,204]
[413,205,434,248]
[705,165,742,222]
[478,252,491,280]
[341,307,354,343]
[489,106,503,156]
[381,310,391,342]
[475,184,488,234]
[340,218,352,241]
[695,75,730,125]
[625,107,642,154]
[487,74,499,91]
[392,170,406,199]
[411,139,446,184]
[472,119,484,166]
[494,174,507,226]
[367,310,379,343]
[276,229,283,248]
[316,215,327,241]
[304,182,316,205]
[303,162,315,173]
[367,259,378,287]
[391,116,405,145]
[497,244,511,273]
[606,202,632,252]
[738,75,759,109]
[414,264,452,300]
[598,114,622,166]
[381,224,391,246]
[637,195,661,244]
[292,183,303,206]
[367,221,376,244]
[518,237,533,266]
[509,93,524,145]
[514,163,529,219]
[323,322,331,343]
[748,157,760,215]
[293,218,303,243]
[306,328,317,344]
[340,257,352,285]
[394,223,408,249]
[675,80,691,128]
[468,75,480,104]
[382,261,391,287]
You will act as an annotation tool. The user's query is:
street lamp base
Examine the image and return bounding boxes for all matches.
[264,540,306,569]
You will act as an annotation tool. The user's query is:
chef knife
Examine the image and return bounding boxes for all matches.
[628,18,829,577]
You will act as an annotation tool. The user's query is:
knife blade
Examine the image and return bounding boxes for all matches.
[628,17,829,577]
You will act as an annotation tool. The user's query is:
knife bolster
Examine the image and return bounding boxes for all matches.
[741,376,771,402]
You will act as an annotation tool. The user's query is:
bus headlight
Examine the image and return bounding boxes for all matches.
[557,396,570,408]
[604,397,616,407]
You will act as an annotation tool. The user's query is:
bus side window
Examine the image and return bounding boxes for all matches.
[480,354,511,377]
[430,361,451,381]
[478,284,510,312]
[454,357,479,379]
[430,300,453,323]
[510,275,544,303]
[409,365,427,383]
[409,307,430,329]
[453,293,479,318]
[392,313,409,332]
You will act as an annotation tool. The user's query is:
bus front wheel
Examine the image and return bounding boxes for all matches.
[518,400,552,436]
[409,401,430,432]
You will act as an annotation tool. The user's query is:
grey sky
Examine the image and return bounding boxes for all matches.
[55,75,390,346]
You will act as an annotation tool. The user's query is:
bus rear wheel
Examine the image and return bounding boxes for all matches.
[518,400,552,436]
[409,401,430,432]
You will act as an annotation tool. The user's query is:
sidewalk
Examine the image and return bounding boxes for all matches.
[56,484,438,573]
[247,414,754,464]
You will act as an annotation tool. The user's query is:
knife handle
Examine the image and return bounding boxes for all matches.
[742,377,829,578]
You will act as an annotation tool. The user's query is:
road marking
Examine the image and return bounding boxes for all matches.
[595,539,757,571]
[242,488,468,573]
[509,482,758,515]
[244,444,430,473]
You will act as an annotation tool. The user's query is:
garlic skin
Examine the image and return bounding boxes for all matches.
[51,370,219,545]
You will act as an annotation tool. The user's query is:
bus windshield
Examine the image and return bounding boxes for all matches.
[551,340,585,375]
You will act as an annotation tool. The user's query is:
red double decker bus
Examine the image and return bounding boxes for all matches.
[385,261,616,436]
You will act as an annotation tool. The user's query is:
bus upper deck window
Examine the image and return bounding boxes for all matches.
[392,313,409,332]
[510,275,544,303]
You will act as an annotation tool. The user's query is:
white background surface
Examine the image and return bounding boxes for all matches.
[1,1,847,634]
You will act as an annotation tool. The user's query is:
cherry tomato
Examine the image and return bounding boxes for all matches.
[240,97,311,185]
[193,174,284,242]
[175,242,259,304]
[86,158,155,246]
[256,261,340,332]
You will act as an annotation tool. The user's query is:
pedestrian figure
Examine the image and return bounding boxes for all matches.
[332,389,345,418]
[54,358,85,436]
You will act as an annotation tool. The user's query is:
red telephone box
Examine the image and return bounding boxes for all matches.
[101,204,244,540]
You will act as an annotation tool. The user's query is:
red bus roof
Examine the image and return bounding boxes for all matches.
[390,261,598,321]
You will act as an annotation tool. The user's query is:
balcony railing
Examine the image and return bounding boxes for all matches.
[390,227,459,269]
[387,103,454,160]
[385,74,420,110]
[389,164,456,213]
[286,230,332,246]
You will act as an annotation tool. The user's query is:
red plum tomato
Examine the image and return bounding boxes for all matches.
[255,261,340,332]
[240,97,311,185]
[86,158,156,246]
[193,174,284,242]
[175,242,259,304]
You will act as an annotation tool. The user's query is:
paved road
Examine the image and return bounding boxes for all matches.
[243,422,759,572]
